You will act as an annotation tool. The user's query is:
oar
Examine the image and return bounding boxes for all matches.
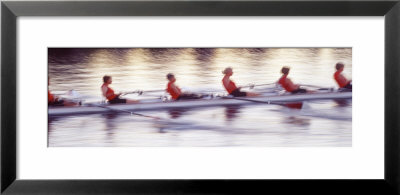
[121,89,166,96]
[122,90,220,99]
[88,103,161,120]
[299,84,334,91]
[120,90,143,96]
[120,93,166,99]
[87,103,196,126]
[123,82,277,96]
[222,96,285,105]
[223,97,305,110]
[241,82,277,89]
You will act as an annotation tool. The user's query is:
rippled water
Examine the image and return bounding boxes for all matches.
[48,48,352,147]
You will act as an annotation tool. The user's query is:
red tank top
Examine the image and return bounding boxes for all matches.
[48,90,55,103]
[166,81,181,100]
[334,70,349,88]
[278,74,296,92]
[102,84,117,101]
[222,79,238,94]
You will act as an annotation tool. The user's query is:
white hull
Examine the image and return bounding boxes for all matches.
[49,92,352,116]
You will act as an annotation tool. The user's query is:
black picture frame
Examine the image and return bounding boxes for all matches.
[1,0,399,194]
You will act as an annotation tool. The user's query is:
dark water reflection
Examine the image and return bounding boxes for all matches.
[48,48,352,147]
[167,108,190,119]
[224,105,242,121]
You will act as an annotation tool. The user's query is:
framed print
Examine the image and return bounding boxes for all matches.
[46,47,353,147]
[2,0,400,194]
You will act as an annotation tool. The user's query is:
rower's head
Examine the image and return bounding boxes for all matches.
[281,66,290,75]
[336,62,345,71]
[103,75,112,84]
[222,67,233,76]
[166,73,176,82]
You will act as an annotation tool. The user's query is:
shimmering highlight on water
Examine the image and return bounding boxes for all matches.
[48,48,352,147]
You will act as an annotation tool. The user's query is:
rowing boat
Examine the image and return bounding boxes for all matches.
[48,91,352,116]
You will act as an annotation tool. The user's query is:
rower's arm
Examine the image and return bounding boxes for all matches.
[286,78,294,86]
[222,78,232,89]
[287,78,299,88]
[339,74,350,84]
[170,83,181,95]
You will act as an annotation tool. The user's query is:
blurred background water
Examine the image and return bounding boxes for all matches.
[48,48,352,147]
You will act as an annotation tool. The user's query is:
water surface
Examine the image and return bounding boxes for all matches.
[48,48,352,147]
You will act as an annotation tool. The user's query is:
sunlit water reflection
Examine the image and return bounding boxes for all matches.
[48,48,352,147]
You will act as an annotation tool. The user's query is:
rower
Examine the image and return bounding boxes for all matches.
[334,62,352,91]
[101,75,139,104]
[48,77,77,106]
[222,67,259,97]
[166,73,203,100]
[278,66,307,94]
